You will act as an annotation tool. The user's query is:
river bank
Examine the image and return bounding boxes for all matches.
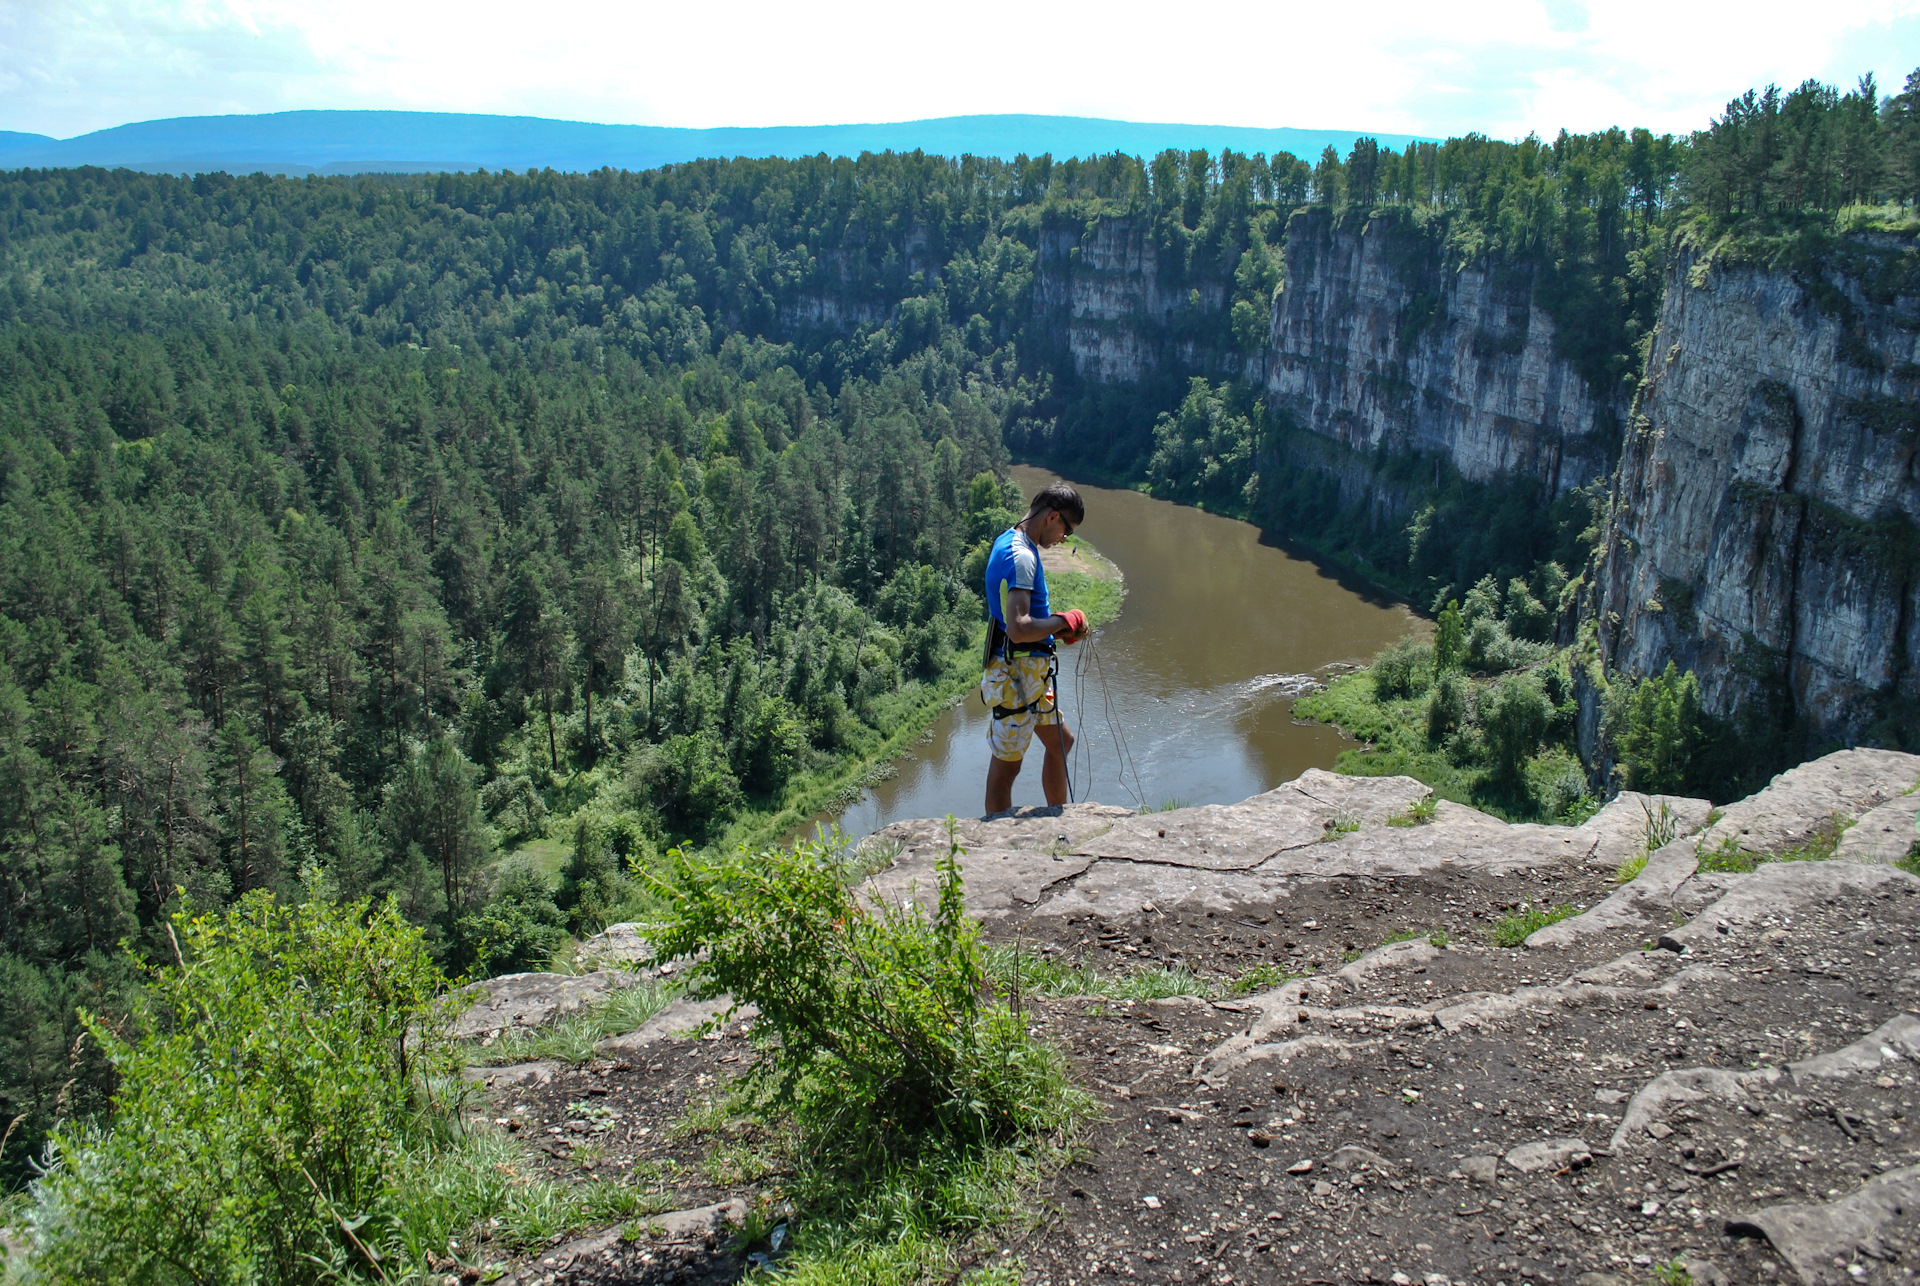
[728,530,1130,853]
[827,465,1421,839]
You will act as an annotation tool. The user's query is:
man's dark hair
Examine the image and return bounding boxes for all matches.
[1026,481,1085,526]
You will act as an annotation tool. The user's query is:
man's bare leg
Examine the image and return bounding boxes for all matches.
[985,755,1022,815]
[1035,720,1075,806]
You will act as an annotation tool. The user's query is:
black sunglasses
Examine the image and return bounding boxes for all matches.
[1058,511,1078,537]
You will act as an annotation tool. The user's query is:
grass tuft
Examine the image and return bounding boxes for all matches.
[1695,837,1760,873]
[1696,812,1852,874]
[1227,964,1299,995]
[1319,808,1362,840]
[480,978,682,1065]
[1613,853,1649,885]
[1488,902,1581,947]
[1777,813,1851,863]
[388,1129,674,1266]
[1385,795,1439,828]
[984,945,1215,1000]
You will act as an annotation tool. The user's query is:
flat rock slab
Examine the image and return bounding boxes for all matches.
[1695,748,1920,858]
[1660,859,1917,951]
[1570,790,1714,869]
[860,846,1094,921]
[1833,790,1920,865]
[462,1060,562,1087]
[1788,1013,1920,1082]
[575,921,652,968]
[596,995,749,1058]
[497,1200,746,1285]
[867,803,1133,856]
[454,970,643,1039]
[1527,837,1701,948]
[1505,1137,1591,1174]
[1267,800,1578,879]
[1729,1165,1920,1286]
[1024,860,1287,920]
[1085,770,1429,868]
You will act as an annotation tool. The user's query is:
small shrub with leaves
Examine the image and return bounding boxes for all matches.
[19,894,457,1285]
[1427,671,1467,742]
[1542,763,1593,821]
[645,827,1087,1157]
[1370,635,1433,701]
[643,829,1094,1274]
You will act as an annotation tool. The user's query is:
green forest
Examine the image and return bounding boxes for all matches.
[1,66,1918,1203]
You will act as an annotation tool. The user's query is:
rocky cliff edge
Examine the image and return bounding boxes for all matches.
[462,750,1920,1286]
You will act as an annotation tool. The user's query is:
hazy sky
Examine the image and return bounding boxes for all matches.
[5,0,1920,142]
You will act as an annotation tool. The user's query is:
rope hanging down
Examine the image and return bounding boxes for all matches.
[1065,632,1147,810]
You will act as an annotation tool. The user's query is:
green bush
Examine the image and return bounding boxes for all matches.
[1503,577,1552,641]
[1483,674,1551,780]
[642,829,1096,1277]
[1461,575,1503,625]
[461,864,569,975]
[1371,635,1433,700]
[631,731,743,836]
[1427,671,1467,741]
[1464,615,1550,673]
[647,831,1081,1155]
[559,807,655,934]
[1434,600,1465,673]
[478,773,549,842]
[19,894,455,1285]
[1607,661,1704,794]
[1540,760,1593,821]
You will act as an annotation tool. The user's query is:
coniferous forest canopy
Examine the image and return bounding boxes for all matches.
[1,69,1918,1182]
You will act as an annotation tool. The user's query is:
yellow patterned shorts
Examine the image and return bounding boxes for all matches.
[981,654,1060,762]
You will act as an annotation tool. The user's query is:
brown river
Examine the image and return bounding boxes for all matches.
[830,466,1422,840]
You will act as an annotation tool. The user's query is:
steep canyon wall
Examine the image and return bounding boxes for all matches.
[1599,240,1920,742]
[1263,208,1622,500]
[1027,212,1238,385]
[1031,206,1920,746]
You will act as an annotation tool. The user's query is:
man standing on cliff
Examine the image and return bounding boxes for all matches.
[982,482,1090,814]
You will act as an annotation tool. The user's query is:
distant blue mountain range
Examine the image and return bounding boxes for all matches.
[0,111,1431,177]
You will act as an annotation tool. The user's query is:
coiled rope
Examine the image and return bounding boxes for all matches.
[1065,630,1147,810]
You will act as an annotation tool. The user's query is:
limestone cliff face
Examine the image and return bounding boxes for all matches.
[1028,214,1237,385]
[1264,208,1622,497]
[1599,239,1920,741]
[776,222,942,336]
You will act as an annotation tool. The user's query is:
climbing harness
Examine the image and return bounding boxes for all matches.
[982,616,1062,722]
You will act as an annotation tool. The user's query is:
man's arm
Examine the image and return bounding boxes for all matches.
[1003,586,1064,644]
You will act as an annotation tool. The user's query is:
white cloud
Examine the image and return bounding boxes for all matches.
[3,0,1919,141]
